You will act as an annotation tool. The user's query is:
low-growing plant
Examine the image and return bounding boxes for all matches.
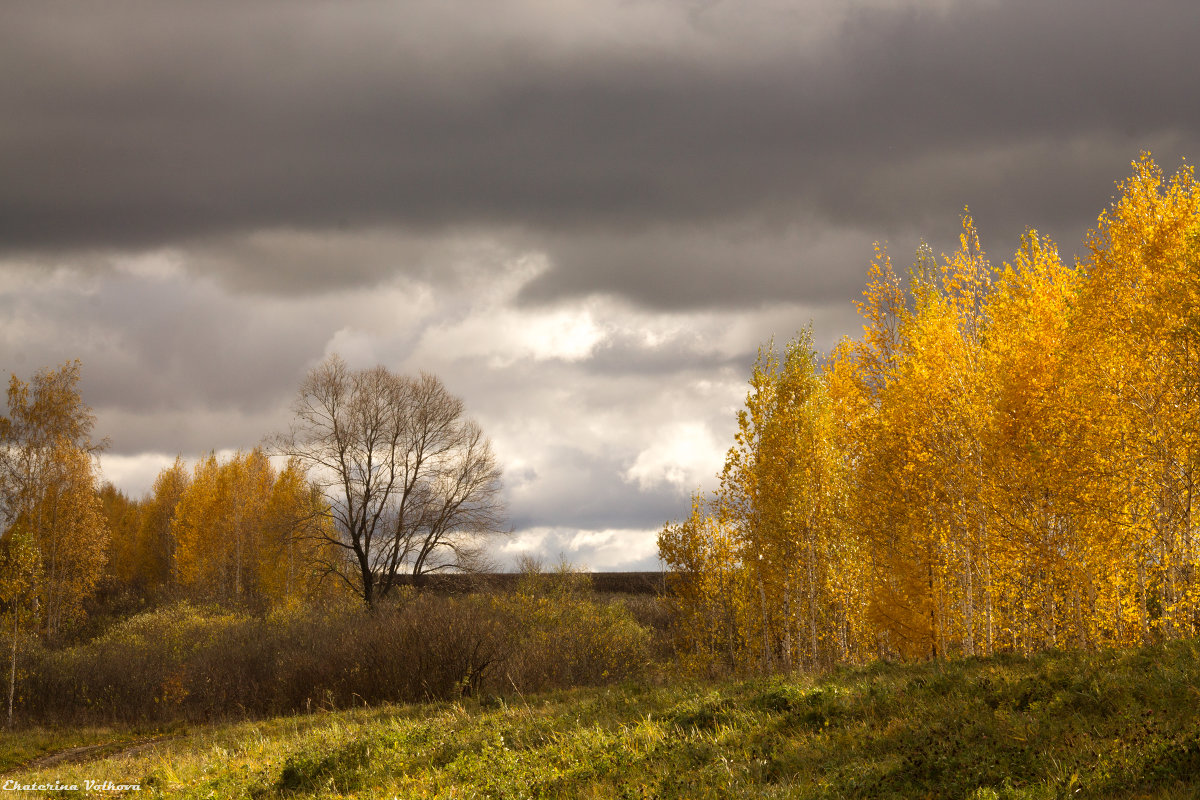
[13,583,655,726]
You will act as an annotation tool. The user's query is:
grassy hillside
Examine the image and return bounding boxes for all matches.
[6,639,1200,798]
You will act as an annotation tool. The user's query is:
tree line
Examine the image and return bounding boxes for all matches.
[0,355,506,725]
[660,154,1200,673]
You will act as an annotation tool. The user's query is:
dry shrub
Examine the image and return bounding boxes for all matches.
[14,585,653,725]
[494,576,651,692]
[21,603,245,720]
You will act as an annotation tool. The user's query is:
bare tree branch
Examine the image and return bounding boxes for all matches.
[272,354,506,606]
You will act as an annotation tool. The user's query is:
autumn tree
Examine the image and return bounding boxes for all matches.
[0,362,108,725]
[659,333,862,671]
[721,334,849,668]
[0,362,108,638]
[664,154,1200,673]
[171,449,336,608]
[135,458,189,599]
[173,450,269,605]
[99,482,144,602]
[1071,154,1200,642]
[274,355,506,607]
[979,231,1089,652]
[0,524,38,728]
[658,496,747,672]
[832,242,948,660]
[866,219,998,660]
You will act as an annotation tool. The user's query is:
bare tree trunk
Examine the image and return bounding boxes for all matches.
[807,538,818,665]
[983,543,994,655]
[1187,459,1197,637]
[979,451,993,656]
[928,564,939,660]
[758,575,772,671]
[781,577,793,671]
[46,496,59,639]
[964,542,975,657]
[287,536,295,603]
[1138,559,1149,644]
[7,612,18,730]
[1048,589,1057,648]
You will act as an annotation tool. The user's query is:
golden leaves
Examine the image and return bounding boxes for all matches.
[663,154,1200,669]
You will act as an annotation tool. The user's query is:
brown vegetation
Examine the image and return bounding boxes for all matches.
[13,572,659,726]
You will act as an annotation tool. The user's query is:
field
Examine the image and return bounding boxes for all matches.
[6,639,1200,798]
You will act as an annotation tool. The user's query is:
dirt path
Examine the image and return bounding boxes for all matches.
[3,734,181,776]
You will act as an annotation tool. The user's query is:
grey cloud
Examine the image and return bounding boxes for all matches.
[0,266,328,424]
[1,0,1196,309]
[186,227,528,295]
[3,0,1196,569]
[95,407,287,459]
[414,353,742,530]
[504,445,689,532]
[586,336,745,377]
[524,223,875,310]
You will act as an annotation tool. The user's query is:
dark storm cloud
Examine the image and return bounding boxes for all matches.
[2,0,1196,308]
[521,223,876,310]
[179,226,536,296]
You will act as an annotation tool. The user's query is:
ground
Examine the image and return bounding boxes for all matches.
[5,640,1200,798]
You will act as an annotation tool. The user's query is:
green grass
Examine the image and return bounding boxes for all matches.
[0,724,183,774]
[6,639,1200,798]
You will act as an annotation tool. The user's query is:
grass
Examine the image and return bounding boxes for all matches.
[5,639,1200,798]
[0,723,183,774]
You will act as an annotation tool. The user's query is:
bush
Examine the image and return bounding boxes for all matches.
[14,584,654,726]
[495,585,651,692]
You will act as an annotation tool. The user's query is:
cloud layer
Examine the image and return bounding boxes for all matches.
[2,0,1195,567]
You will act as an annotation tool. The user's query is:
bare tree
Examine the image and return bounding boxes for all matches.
[273,355,505,606]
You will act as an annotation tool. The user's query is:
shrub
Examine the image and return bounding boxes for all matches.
[14,584,654,726]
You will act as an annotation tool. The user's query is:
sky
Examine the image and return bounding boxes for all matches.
[2,0,1197,570]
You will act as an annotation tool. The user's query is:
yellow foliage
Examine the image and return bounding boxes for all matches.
[1,362,109,639]
[663,154,1200,671]
[171,449,340,609]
